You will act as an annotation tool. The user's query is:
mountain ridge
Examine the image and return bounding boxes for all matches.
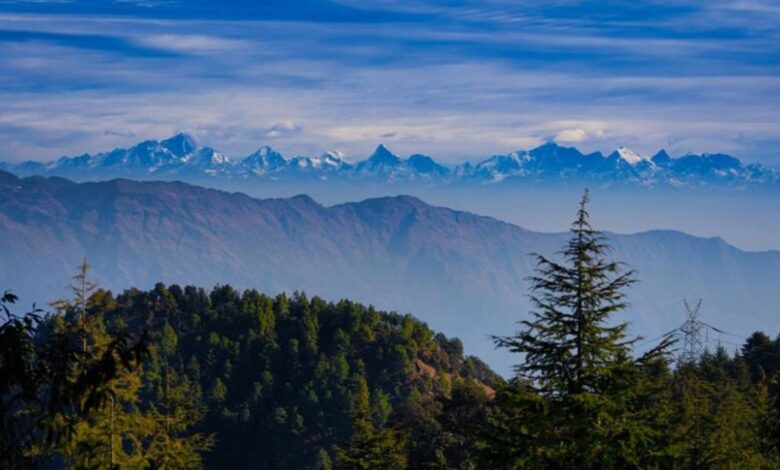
[2,133,777,189]
[2,170,779,372]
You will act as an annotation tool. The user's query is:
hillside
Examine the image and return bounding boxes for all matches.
[2,170,779,371]
[94,284,498,468]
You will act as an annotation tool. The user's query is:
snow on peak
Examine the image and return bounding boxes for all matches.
[210,151,231,165]
[323,150,345,160]
[10,135,771,187]
[254,146,275,157]
[189,147,231,166]
[244,146,285,164]
[616,147,649,165]
[322,151,347,166]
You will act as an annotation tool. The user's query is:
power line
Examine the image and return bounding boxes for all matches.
[640,298,745,364]
[636,329,679,348]
[700,321,746,339]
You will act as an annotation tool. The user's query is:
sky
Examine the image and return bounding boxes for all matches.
[1,0,779,165]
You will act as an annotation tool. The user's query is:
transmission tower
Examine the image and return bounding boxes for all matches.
[646,298,743,365]
[679,299,704,363]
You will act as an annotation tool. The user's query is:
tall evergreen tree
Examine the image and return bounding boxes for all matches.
[49,263,212,469]
[487,189,672,469]
[495,189,636,394]
[0,262,148,468]
[51,262,154,469]
[335,376,407,469]
[144,321,214,469]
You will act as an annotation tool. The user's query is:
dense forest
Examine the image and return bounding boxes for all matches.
[3,191,780,469]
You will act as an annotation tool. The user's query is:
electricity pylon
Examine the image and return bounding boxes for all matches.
[679,299,704,363]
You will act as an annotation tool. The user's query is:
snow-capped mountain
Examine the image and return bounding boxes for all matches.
[615,147,651,166]
[354,145,450,182]
[2,133,777,189]
[162,132,197,156]
[242,146,287,176]
[288,151,352,175]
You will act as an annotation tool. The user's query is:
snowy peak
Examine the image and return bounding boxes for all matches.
[352,145,451,182]
[315,151,351,171]
[614,147,650,166]
[407,154,450,179]
[2,136,777,188]
[242,146,286,171]
[251,146,280,159]
[472,153,526,180]
[322,151,347,167]
[161,133,197,157]
[97,140,178,171]
[367,144,401,165]
[188,147,231,166]
[355,145,401,177]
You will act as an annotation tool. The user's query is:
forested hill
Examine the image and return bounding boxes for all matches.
[2,170,780,371]
[7,271,780,468]
[101,283,500,468]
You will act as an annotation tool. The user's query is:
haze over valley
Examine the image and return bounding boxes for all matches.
[4,133,779,252]
[2,169,777,372]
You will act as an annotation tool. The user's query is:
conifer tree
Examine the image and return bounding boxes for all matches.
[758,372,780,465]
[335,376,407,469]
[670,359,773,469]
[51,261,153,469]
[144,321,214,469]
[495,189,636,394]
[48,263,212,469]
[488,189,672,468]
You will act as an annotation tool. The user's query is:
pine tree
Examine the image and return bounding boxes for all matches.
[49,264,212,469]
[488,189,672,468]
[670,360,773,469]
[495,189,636,394]
[144,321,214,469]
[335,376,407,469]
[51,262,152,469]
[759,371,780,465]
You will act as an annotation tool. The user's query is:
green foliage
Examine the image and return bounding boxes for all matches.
[664,353,778,470]
[0,262,149,469]
[485,190,677,468]
[476,190,780,469]
[334,376,408,469]
[335,425,407,469]
[91,287,494,468]
[495,190,638,395]
[7,196,780,469]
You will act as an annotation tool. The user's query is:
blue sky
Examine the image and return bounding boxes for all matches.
[1,0,779,165]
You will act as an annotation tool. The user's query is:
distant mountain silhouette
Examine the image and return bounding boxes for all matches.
[2,134,777,188]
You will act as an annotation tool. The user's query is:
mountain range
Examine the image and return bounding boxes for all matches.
[2,169,778,372]
[2,133,777,188]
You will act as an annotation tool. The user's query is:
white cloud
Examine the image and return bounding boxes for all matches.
[555,128,587,143]
[265,121,302,139]
[132,34,248,54]
[0,11,779,165]
[554,127,606,144]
